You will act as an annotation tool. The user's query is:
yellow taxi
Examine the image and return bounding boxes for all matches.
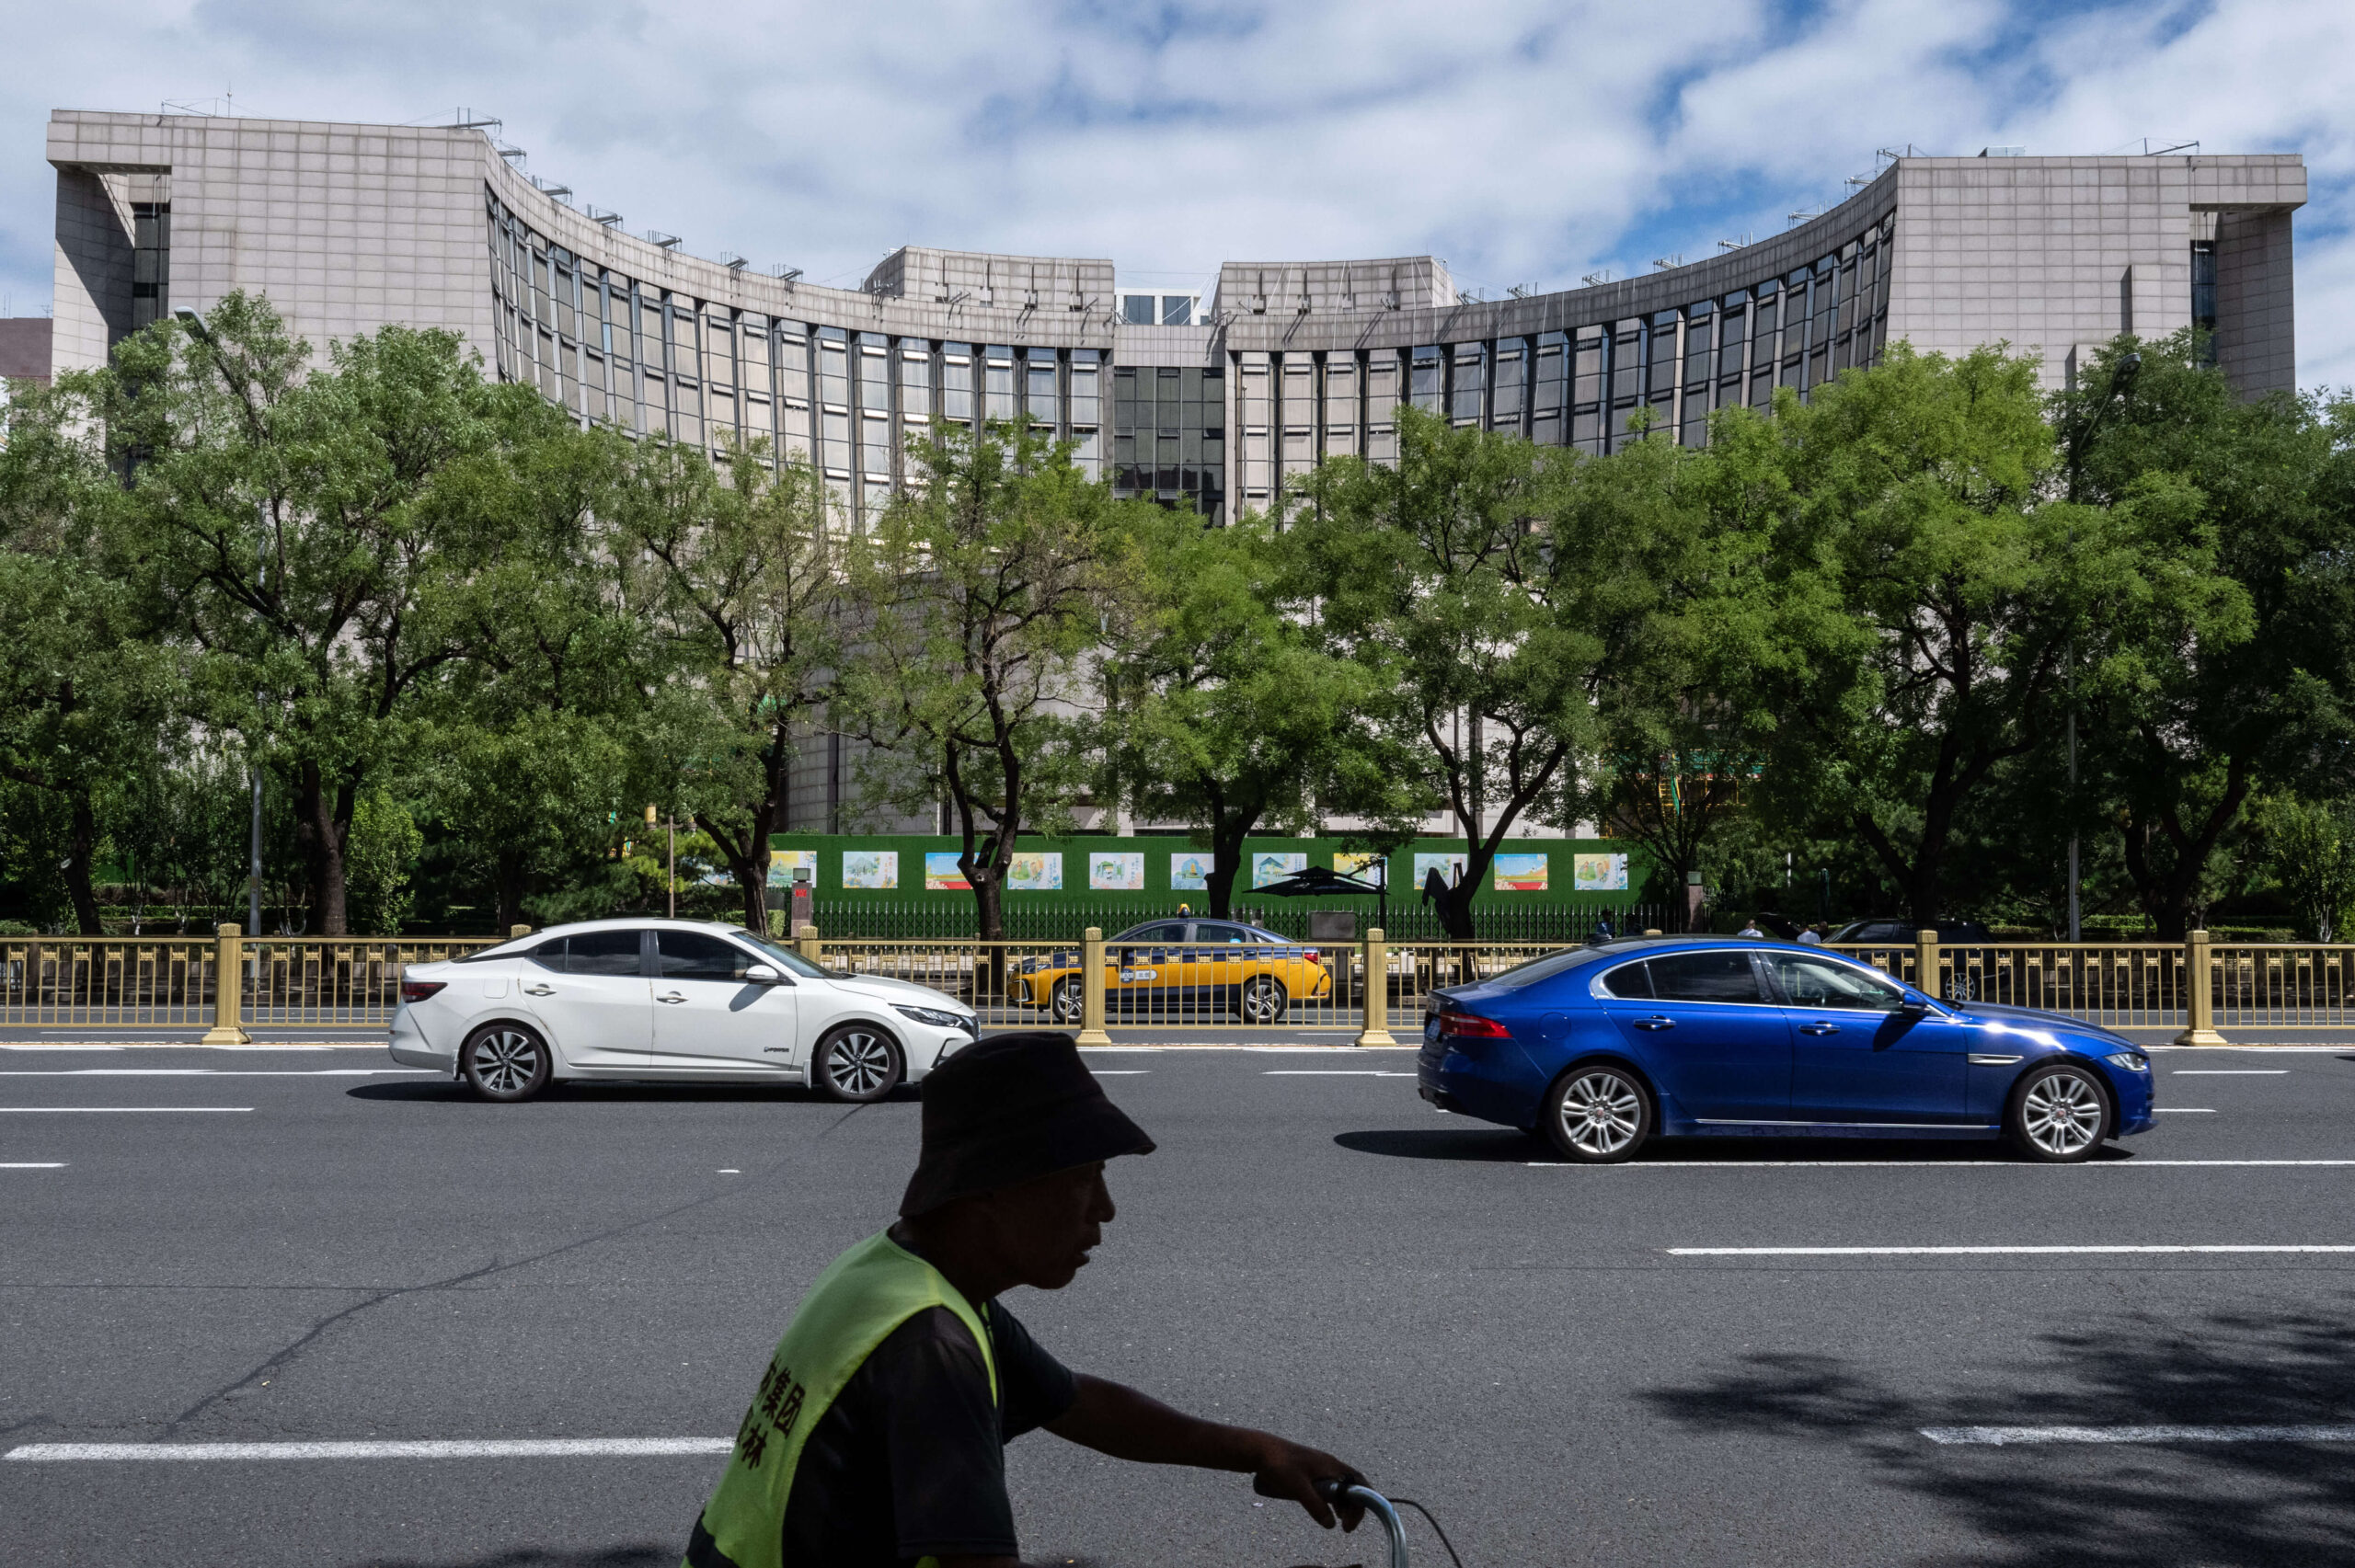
[1012,918,1334,1024]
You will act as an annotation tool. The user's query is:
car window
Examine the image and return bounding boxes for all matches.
[1768,954,1907,1011]
[1647,950,1766,1004]
[741,934,833,979]
[1595,959,1653,999]
[566,928,646,977]
[1483,945,1612,992]
[1200,923,1256,944]
[527,938,569,972]
[1121,923,1187,946]
[656,930,758,983]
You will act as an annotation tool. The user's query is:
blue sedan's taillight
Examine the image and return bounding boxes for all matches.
[1441,1011,1512,1040]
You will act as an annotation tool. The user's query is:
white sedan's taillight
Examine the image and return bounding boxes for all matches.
[400,979,447,1004]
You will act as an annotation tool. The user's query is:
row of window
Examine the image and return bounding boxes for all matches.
[487,195,1104,520]
[1227,217,1897,505]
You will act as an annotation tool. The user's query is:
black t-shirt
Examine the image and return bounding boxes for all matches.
[772,1298,1078,1566]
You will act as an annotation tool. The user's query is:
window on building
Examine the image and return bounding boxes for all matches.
[2190,240,2218,361]
[1122,294,1155,326]
[129,200,171,331]
[1161,295,1193,326]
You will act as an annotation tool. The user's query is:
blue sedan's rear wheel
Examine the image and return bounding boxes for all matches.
[1542,1065,1653,1163]
[2006,1061,2111,1162]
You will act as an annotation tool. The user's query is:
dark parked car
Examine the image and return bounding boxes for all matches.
[1417,937,2154,1164]
[1829,919,1994,944]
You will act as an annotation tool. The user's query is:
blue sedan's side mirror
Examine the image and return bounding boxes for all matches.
[1897,995,1930,1018]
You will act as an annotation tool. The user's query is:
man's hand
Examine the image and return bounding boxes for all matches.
[1244,1432,1365,1532]
[1048,1375,1364,1531]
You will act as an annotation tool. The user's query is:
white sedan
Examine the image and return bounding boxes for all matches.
[388,919,978,1103]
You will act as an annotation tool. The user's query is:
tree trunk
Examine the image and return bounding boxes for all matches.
[1204,806,1255,921]
[63,793,103,936]
[494,849,528,935]
[292,762,352,935]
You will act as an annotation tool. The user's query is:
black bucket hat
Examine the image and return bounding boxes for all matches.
[899,1032,1155,1218]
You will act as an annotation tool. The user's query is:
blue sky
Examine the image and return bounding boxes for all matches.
[4,0,2349,386]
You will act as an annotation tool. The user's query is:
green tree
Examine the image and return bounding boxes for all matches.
[1740,345,2081,929]
[0,375,184,933]
[2263,799,2355,942]
[344,792,423,935]
[2065,333,2355,936]
[102,294,525,933]
[613,435,846,932]
[1097,507,1424,921]
[1290,407,1599,940]
[844,422,1126,942]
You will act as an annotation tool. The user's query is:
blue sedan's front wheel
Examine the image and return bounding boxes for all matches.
[1542,1064,1654,1163]
[2006,1061,2112,1162]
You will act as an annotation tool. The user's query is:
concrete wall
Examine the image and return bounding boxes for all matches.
[0,318,52,384]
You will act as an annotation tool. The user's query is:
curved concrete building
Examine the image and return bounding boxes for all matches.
[46,109,2304,530]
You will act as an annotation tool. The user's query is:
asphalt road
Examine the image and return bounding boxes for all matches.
[5,1040,2355,1568]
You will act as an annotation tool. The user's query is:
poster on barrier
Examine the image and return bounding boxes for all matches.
[766,850,819,887]
[1573,853,1629,892]
[924,853,971,890]
[1089,853,1144,890]
[1492,853,1548,892]
[1413,853,1467,889]
[1333,852,1386,885]
[1170,853,1211,891]
[842,851,898,890]
[1008,852,1063,891]
[1252,853,1307,888]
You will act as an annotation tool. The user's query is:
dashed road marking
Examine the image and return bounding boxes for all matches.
[1669,1244,2355,1255]
[2174,1070,2289,1075]
[0,1106,254,1115]
[1922,1425,2355,1446]
[5,1437,733,1462]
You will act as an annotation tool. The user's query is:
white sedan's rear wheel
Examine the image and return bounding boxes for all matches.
[815,1026,903,1103]
[461,1024,551,1103]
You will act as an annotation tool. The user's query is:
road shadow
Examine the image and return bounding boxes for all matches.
[345,1082,917,1106]
[1333,1129,2132,1165]
[1639,1298,2355,1566]
[1334,1127,1542,1162]
[367,1548,672,1568]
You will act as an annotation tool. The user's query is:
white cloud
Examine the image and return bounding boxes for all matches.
[2,0,2349,386]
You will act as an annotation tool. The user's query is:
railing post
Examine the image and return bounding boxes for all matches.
[201,921,251,1046]
[797,922,822,969]
[2173,928,2226,1046]
[1641,928,1662,937]
[1074,926,1112,1048]
[510,923,532,940]
[1355,928,1398,1047]
[1914,927,1941,1001]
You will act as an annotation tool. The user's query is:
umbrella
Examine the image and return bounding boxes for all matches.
[1252,864,1388,933]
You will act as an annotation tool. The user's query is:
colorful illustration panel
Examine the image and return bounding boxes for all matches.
[1412,853,1467,890]
[1089,853,1144,891]
[842,851,898,890]
[1170,853,1211,891]
[1573,853,1630,892]
[1492,853,1548,892]
[765,849,819,887]
[923,853,971,891]
[1251,852,1307,888]
[1333,852,1386,885]
[1007,852,1063,891]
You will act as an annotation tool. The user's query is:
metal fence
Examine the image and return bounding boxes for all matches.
[8,923,2350,1042]
[806,899,1664,944]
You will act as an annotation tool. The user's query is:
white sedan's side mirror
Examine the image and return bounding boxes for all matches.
[743,964,782,985]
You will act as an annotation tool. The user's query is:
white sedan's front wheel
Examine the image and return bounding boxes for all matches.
[815,1026,903,1103]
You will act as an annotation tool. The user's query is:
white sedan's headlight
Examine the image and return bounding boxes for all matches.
[895,1003,974,1033]
[2105,1050,2150,1072]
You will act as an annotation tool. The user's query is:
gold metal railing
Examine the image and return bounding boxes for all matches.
[0,925,503,1038]
[10,920,2350,1046]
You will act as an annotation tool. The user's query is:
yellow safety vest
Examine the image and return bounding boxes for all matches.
[683,1230,1000,1568]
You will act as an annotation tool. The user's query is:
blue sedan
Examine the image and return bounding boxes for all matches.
[1416,938,2154,1163]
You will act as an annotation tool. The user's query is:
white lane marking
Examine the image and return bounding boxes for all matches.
[1535,1149,2355,1158]
[1669,1245,2355,1255]
[1263,1070,1417,1076]
[1,1162,66,1169]
[2153,1107,2216,1113]
[0,1070,432,1077]
[2174,1070,2289,1075]
[1087,1070,1150,1075]
[0,1107,253,1114]
[5,1437,732,1462]
[716,1169,740,1174]
[1922,1425,2355,1447]
[1534,1159,2355,1168]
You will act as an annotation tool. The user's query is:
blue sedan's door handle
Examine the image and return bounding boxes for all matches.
[1632,1016,1676,1031]
[1798,1022,1841,1036]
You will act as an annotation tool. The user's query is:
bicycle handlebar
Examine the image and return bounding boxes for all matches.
[1316,1479,1409,1568]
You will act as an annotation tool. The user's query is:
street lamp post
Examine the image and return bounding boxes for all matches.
[174,307,268,936]
[2061,350,2140,944]
[647,804,672,919]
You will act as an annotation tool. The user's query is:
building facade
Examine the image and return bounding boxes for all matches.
[38,109,2307,827]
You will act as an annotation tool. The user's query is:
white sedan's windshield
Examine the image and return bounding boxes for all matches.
[740,934,836,979]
